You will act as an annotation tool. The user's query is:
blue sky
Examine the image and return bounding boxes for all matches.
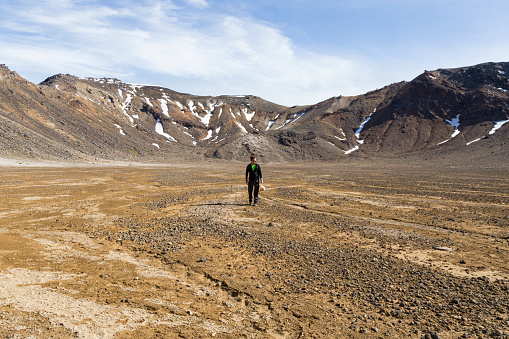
[1,0,508,106]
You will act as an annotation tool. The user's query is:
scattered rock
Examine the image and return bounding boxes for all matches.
[433,246,452,252]
[491,329,503,337]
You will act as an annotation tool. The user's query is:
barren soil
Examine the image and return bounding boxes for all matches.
[0,161,508,338]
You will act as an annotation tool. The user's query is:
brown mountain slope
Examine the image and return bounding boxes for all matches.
[0,62,507,164]
[361,63,509,154]
[262,62,508,164]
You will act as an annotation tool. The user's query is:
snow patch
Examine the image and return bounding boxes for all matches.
[114,124,125,136]
[243,108,255,121]
[189,101,214,127]
[447,114,460,129]
[182,130,193,138]
[292,112,306,123]
[344,146,359,154]
[209,101,223,112]
[466,118,508,145]
[437,114,461,145]
[355,109,376,144]
[201,130,213,141]
[180,129,196,145]
[158,99,170,117]
[155,119,176,142]
[466,138,483,146]
[210,127,221,142]
[201,111,212,126]
[120,93,134,124]
[266,114,281,131]
[278,112,306,129]
[152,143,160,148]
[335,129,347,141]
[276,119,290,130]
[236,121,248,134]
[130,84,142,92]
[355,117,371,141]
[188,100,197,115]
[489,119,509,135]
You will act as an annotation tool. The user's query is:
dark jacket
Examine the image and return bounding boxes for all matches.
[246,163,262,183]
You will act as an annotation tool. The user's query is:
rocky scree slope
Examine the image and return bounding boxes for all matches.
[0,62,507,163]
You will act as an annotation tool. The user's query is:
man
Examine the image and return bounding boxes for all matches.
[245,154,263,206]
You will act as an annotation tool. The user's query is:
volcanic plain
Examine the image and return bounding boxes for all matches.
[0,160,508,338]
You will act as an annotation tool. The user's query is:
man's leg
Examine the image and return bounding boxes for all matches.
[253,183,260,204]
[248,181,254,204]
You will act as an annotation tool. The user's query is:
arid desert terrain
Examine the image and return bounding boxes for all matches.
[0,160,508,338]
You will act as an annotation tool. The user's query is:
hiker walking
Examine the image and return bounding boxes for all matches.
[246,154,263,206]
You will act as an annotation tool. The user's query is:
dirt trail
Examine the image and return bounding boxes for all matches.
[0,163,508,338]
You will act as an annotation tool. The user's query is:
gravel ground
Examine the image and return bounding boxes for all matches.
[0,162,507,338]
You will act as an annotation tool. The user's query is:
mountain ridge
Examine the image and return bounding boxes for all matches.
[0,62,507,165]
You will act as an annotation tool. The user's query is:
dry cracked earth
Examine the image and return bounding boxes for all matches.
[0,161,508,338]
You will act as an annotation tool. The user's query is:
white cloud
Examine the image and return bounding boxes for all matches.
[185,0,209,9]
[0,0,376,105]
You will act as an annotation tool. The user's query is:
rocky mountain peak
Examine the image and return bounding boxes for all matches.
[40,73,79,85]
